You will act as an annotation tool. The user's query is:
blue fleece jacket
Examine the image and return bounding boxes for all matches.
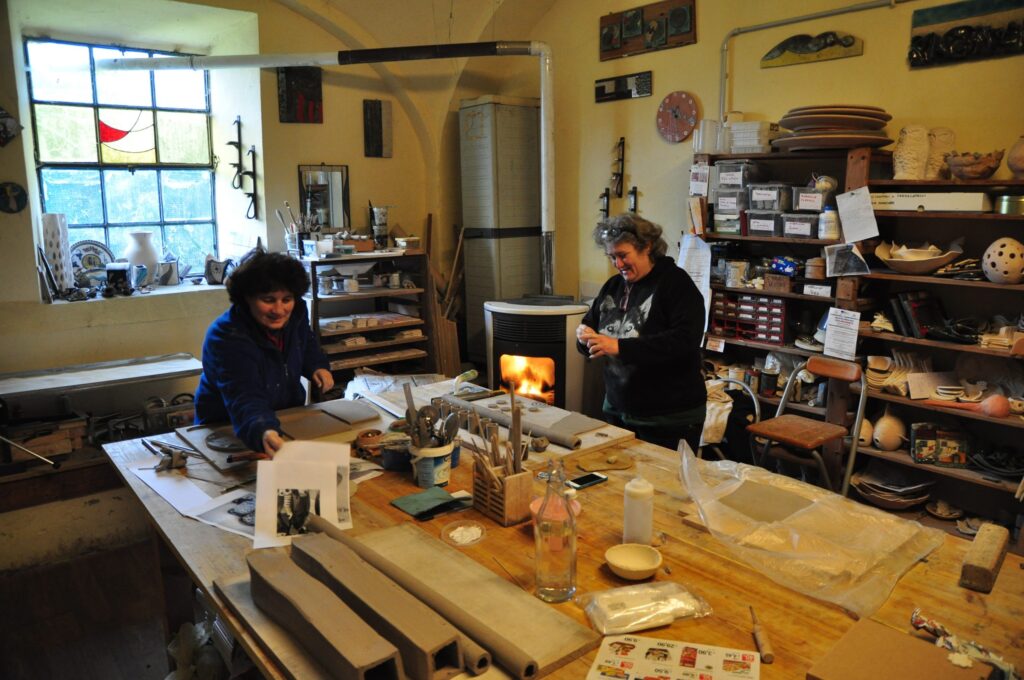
[194,299,329,451]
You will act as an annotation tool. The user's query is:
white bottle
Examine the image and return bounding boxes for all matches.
[817,206,840,240]
[623,475,654,544]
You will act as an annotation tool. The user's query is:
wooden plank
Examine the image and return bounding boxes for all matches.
[0,354,201,399]
[959,523,1010,593]
[354,523,601,678]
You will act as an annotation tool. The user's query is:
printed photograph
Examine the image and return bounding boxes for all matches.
[276,488,320,537]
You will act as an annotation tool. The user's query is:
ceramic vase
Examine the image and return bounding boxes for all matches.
[123,231,159,286]
[1008,135,1024,179]
[892,125,929,180]
[925,127,955,180]
[872,405,906,451]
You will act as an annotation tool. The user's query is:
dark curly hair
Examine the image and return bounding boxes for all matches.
[592,213,668,259]
[225,250,309,305]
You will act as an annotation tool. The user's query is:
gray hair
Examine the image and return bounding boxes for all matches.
[592,213,668,259]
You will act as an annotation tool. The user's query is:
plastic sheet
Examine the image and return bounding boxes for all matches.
[579,582,712,635]
[680,451,944,617]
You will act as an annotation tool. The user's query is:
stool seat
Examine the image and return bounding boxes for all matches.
[746,414,848,450]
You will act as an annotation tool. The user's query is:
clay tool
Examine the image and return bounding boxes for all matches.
[275,208,290,234]
[750,606,774,664]
[226,452,270,463]
[284,201,300,229]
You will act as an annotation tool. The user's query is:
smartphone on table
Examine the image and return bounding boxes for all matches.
[566,472,608,489]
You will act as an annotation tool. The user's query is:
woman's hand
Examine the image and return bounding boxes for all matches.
[576,324,596,344]
[584,333,620,358]
[262,429,285,456]
[312,368,335,393]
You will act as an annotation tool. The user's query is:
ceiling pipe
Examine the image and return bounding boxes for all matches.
[104,40,557,295]
[719,0,916,119]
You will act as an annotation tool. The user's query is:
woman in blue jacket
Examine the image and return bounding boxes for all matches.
[194,250,333,455]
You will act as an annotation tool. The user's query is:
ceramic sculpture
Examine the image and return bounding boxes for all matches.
[872,406,905,451]
[892,125,929,180]
[123,230,159,286]
[925,127,955,180]
[982,237,1024,284]
[1008,135,1024,179]
[947,150,1003,180]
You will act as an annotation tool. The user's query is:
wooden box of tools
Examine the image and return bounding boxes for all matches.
[472,464,532,526]
[4,415,88,460]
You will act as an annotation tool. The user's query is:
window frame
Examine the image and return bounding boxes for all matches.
[25,36,218,261]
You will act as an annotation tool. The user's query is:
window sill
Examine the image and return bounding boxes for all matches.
[52,281,228,304]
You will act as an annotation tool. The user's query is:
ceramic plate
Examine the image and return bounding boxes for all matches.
[70,240,115,272]
[772,134,894,150]
[785,105,892,121]
[780,114,888,131]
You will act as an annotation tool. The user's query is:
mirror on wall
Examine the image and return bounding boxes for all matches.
[297,164,350,231]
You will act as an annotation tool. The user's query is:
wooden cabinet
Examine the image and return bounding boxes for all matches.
[696,149,1024,546]
[305,252,436,374]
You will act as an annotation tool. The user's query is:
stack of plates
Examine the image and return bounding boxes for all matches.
[851,461,934,510]
[774,104,893,151]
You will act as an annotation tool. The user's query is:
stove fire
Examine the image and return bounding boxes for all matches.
[499,354,556,405]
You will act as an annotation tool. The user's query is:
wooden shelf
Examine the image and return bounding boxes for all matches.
[857,327,1022,359]
[321,335,427,355]
[706,335,822,358]
[868,178,1024,190]
[856,446,1018,493]
[696,149,891,162]
[328,348,428,371]
[710,283,834,303]
[311,287,424,302]
[756,393,827,417]
[703,233,841,246]
[318,317,423,338]
[861,388,1024,429]
[874,210,1024,221]
[862,270,1024,291]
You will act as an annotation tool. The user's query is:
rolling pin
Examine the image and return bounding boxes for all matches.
[750,606,774,664]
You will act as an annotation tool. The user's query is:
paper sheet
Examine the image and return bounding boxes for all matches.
[253,460,339,549]
[677,234,712,334]
[688,162,710,197]
[824,307,861,361]
[187,488,255,538]
[587,634,760,680]
[836,186,879,243]
[824,243,870,277]
[130,466,211,514]
[274,441,353,529]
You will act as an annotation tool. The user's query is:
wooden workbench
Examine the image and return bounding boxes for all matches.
[103,423,1024,679]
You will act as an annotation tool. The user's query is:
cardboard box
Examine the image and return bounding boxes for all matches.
[910,422,969,467]
[870,192,993,212]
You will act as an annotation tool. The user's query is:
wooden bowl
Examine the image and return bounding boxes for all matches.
[604,544,662,580]
[874,241,962,275]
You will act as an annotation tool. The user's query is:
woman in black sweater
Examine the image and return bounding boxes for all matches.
[577,214,706,451]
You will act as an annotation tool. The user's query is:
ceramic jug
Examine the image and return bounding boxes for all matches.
[123,231,159,286]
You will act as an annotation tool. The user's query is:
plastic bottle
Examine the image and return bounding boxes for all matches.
[533,461,577,602]
[623,475,654,544]
[817,206,841,240]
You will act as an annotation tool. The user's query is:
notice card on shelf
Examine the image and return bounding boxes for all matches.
[678,234,712,333]
[824,307,861,361]
[586,635,760,680]
[836,186,879,243]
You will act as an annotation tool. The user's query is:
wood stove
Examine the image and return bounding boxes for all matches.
[484,297,589,411]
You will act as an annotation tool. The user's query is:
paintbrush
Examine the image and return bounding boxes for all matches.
[284,201,300,229]
[275,208,290,234]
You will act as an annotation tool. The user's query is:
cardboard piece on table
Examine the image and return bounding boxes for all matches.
[574,450,634,472]
[315,398,380,425]
[806,619,993,680]
[959,523,1009,594]
[716,481,813,523]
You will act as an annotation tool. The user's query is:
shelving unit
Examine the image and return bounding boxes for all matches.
[305,252,437,377]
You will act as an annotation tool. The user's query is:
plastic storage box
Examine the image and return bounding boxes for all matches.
[713,213,743,234]
[781,213,817,238]
[716,188,749,213]
[791,187,829,212]
[748,183,792,211]
[746,210,782,236]
[714,160,761,188]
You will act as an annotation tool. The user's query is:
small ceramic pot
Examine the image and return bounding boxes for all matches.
[1008,135,1024,179]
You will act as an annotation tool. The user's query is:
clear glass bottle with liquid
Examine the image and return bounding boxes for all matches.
[533,460,577,602]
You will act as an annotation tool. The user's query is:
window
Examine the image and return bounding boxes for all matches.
[26,38,217,274]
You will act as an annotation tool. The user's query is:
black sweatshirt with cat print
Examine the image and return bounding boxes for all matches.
[579,255,706,417]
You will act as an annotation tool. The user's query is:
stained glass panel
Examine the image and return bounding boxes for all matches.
[27,41,93,104]
[104,169,159,223]
[94,48,152,107]
[154,60,206,110]
[157,112,209,163]
[99,108,155,163]
[40,169,103,225]
[165,223,215,273]
[162,170,212,221]
[35,105,98,162]
[109,226,164,261]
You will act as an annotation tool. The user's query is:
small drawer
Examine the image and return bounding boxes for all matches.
[715,160,761,188]
[746,210,782,236]
[748,184,792,211]
[716,188,749,213]
[791,187,829,213]
[781,213,817,238]
[713,213,742,234]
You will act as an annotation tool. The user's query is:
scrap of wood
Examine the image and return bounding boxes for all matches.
[291,533,464,680]
[247,549,403,680]
[959,523,1009,593]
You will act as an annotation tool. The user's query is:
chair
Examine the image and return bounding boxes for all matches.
[745,355,867,496]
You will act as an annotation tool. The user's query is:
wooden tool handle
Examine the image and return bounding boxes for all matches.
[753,626,774,664]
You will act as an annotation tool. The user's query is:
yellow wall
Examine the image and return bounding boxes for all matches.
[2,0,1023,374]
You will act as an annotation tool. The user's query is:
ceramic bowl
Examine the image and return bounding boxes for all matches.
[604,544,663,580]
[874,241,963,275]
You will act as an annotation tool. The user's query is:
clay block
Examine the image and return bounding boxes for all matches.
[292,533,463,680]
[959,523,1009,593]
[247,549,403,680]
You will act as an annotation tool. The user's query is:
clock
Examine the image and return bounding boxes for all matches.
[655,91,698,143]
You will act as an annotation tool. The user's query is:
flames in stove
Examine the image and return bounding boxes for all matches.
[499,354,556,405]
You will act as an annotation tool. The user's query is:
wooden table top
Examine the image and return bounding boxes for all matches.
[104,423,1024,679]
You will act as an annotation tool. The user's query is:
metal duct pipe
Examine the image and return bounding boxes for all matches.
[104,40,556,294]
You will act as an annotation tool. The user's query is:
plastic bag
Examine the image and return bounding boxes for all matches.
[579,582,712,635]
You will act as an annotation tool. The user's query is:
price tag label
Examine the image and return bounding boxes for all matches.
[803,284,832,297]
[706,336,725,352]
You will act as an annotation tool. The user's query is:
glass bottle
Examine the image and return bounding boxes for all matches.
[533,460,577,603]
